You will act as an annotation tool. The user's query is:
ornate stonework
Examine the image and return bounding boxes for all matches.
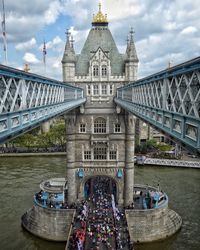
[62,4,138,206]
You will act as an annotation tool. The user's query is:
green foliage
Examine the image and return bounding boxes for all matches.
[156,144,172,151]
[135,139,172,154]
[9,121,66,151]
[11,133,35,149]
[146,139,157,149]
[35,133,54,149]
[48,122,66,150]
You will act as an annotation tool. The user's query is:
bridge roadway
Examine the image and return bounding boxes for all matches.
[115,57,200,153]
[67,177,131,250]
[0,64,86,143]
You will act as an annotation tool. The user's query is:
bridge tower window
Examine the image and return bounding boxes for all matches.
[114,124,121,133]
[93,85,99,95]
[94,146,107,160]
[87,85,91,95]
[110,85,114,95]
[84,151,91,160]
[102,65,107,77]
[94,118,106,133]
[102,84,107,95]
[80,123,86,133]
[93,65,99,77]
[109,150,117,160]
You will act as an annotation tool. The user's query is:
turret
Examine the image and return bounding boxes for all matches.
[62,30,76,82]
[125,28,139,82]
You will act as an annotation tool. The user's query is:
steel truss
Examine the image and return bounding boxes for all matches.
[115,57,200,152]
[0,64,86,143]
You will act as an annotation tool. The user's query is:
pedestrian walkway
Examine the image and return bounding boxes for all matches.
[138,157,200,168]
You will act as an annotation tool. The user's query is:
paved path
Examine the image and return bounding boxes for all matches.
[138,157,200,168]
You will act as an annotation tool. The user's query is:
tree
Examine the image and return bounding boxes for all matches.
[49,123,66,150]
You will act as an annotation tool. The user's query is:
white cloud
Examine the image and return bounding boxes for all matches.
[53,60,61,69]
[44,1,61,24]
[4,0,62,43]
[30,56,62,80]
[104,0,144,21]
[42,36,63,49]
[1,0,200,81]
[23,53,40,64]
[180,26,198,35]
[69,27,78,38]
[15,38,37,51]
[38,36,64,56]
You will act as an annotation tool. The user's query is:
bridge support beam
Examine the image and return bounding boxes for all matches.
[65,113,77,205]
[124,113,135,207]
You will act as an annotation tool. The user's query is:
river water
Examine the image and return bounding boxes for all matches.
[0,156,199,250]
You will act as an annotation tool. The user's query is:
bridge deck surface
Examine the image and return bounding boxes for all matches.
[67,176,132,249]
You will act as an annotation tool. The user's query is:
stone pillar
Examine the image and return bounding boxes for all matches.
[134,118,140,145]
[65,114,77,205]
[124,113,135,207]
[147,125,153,140]
[41,121,50,133]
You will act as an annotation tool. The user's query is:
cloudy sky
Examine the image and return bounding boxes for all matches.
[0,0,199,80]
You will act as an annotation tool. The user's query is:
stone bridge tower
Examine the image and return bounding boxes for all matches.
[62,3,139,207]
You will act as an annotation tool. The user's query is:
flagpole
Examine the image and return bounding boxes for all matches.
[1,0,8,65]
[43,40,47,76]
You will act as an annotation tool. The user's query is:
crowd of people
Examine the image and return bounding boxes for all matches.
[35,190,77,209]
[68,177,133,250]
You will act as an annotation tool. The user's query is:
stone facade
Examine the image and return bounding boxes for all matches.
[21,5,182,244]
[22,206,76,241]
[126,206,182,243]
[62,7,139,206]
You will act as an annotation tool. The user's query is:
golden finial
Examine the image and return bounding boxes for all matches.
[92,2,108,24]
[24,63,30,72]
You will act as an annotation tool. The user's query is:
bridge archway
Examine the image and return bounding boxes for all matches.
[83,176,118,202]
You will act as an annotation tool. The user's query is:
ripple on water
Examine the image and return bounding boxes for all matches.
[0,157,199,250]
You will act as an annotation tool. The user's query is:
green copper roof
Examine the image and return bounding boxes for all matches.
[76,26,125,76]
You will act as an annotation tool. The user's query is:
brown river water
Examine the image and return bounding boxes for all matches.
[0,156,199,250]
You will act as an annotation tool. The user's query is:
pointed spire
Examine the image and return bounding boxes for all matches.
[126,35,130,54]
[125,28,138,63]
[126,35,130,45]
[130,27,135,42]
[65,29,71,43]
[70,35,75,49]
[24,63,30,72]
[99,2,101,12]
[168,61,173,69]
[62,28,76,63]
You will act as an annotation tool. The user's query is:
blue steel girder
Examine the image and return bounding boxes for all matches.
[0,64,86,143]
[115,56,200,152]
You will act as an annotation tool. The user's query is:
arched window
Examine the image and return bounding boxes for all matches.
[102,65,107,77]
[94,118,106,133]
[93,65,99,77]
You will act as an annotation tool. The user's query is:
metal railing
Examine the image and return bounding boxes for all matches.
[0,64,86,143]
[115,57,200,152]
